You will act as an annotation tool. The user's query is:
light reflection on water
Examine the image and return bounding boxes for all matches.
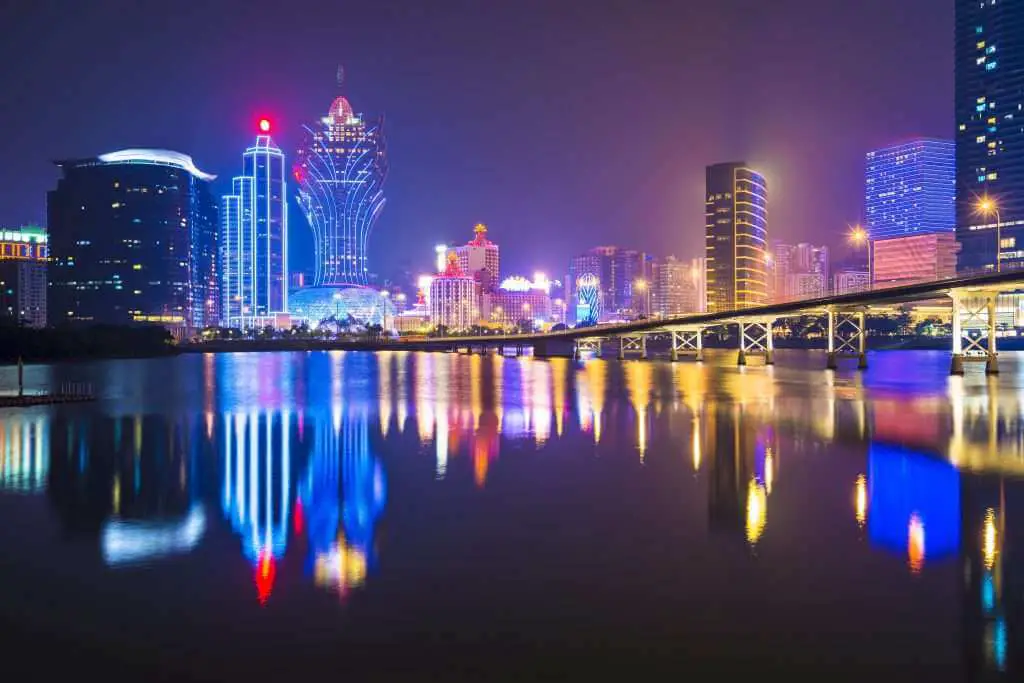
[0,348,1022,677]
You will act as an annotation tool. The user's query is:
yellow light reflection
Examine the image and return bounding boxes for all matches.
[691,415,701,472]
[625,361,652,460]
[582,361,607,444]
[854,474,867,528]
[908,513,925,574]
[313,534,368,598]
[746,478,767,545]
[983,507,998,571]
[551,358,568,438]
[764,451,774,495]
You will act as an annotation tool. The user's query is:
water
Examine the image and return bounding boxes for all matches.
[0,349,1021,680]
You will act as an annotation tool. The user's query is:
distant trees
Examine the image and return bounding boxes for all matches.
[0,323,175,363]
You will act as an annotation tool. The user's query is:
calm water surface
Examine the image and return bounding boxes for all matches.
[0,349,1021,680]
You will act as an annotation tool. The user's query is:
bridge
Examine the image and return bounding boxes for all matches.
[399,270,1024,375]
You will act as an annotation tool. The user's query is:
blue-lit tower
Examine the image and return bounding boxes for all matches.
[865,139,955,240]
[222,119,288,326]
[294,68,387,287]
[956,1,1024,272]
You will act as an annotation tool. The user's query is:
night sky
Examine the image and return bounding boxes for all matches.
[0,0,951,281]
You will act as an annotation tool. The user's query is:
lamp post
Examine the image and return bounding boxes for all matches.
[847,224,871,286]
[380,290,390,335]
[634,278,650,318]
[977,196,1003,273]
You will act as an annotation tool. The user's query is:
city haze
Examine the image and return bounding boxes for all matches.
[0,0,951,277]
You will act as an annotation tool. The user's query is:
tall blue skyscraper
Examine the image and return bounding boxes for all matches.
[865,139,955,241]
[222,119,288,326]
[956,1,1024,272]
[294,68,387,287]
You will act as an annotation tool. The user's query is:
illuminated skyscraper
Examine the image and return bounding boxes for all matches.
[429,253,479,331]
[956,1,1024,272]
[294,68,387,287]
[567,246,651,322]
[222,118,288,327]
[705,163,768,312]
[453,223,500,291]
[865,139,955,242]
[48,149,219,334]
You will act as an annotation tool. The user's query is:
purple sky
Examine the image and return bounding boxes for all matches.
[0,0,951,280]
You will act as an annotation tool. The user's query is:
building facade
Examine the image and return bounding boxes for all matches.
[705,162,768,312]
[484,274,553,326]
[652,256,705,317]
[48,149,219,334]
[956,1,1024,272]
[429,253,479,331]
[833,269,871,296]
[567,246,651,322]
[872,233,960,287]
[222,120,288,327]
[294,71,387,287]
[453,224,500,291]
[0,226,47,327]
[865,139,955,241]
[771,242,828,302]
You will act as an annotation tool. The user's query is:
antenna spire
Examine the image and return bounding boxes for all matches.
[336,64,345,91]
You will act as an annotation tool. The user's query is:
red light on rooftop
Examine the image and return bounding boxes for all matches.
[258,118,271,133]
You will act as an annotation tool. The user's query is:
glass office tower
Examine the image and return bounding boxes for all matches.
[956,1,1024,272]
[48,149,219,335]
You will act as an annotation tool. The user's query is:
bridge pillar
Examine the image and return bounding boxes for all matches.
[618,334,646,360]
[575,337,602,359]
[670,328,703,362]
[950,290,999,375]
[738,319,773,365]
[826,308,867,370]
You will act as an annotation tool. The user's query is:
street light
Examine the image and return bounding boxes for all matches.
[976,195,1003,273]
[634,278,650,317]
[379,290,390,334]
[846,224,871,285]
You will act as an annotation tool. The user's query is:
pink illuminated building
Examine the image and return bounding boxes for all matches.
[454,223,500,292]
[871,233,959,287]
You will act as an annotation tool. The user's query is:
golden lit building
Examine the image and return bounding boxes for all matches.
[705,163,768,312]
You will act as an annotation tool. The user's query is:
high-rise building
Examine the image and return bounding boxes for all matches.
[872,233,960,287]
[567,246,652,322]
[956,1,1024,272]
[48,149,219,335]
[771,242,828,302]
[429,253,479,331]
[0,226,48,327]
[295,69,387,287]
[453,224,500,291]
[652,256,705,317]
[833,269,871,296]
[483,274,553,326]
[865,139,955,242]
[705,163,768,312]
[222,118,288,327]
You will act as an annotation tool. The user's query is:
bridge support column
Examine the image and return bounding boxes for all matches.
[670,329,702,362]
[738,319,773,366]
[575,337,602,359]
[826,308,867,370]
[950,290,999,375]
[618,334,646,360]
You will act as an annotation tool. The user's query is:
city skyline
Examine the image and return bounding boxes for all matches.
[0,1,951,279]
